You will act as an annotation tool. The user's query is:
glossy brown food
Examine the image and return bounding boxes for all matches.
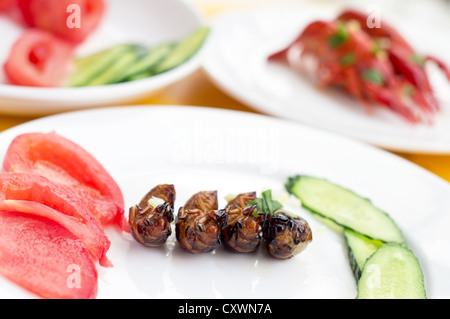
[176,191,227,254]
[264,210,312,259]
[222,192,265,253]
[129,184,175,247]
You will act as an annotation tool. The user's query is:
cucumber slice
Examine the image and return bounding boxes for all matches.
[285,176,405,244]
[124,72,152,82]
[344,229,383,280]
[68,44,136,87]
[85,49,140,86]
[152,27,210,75]
[67,26,208,86]
[357,244,426,299]
[118,44,174,82]
[73,46,122,70]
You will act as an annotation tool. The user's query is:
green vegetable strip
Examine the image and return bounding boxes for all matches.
[362,69,385,85]
[328,21,348,48]
[248,190,282,217]
[285,176,405,244]
[66,26,209,87]
[340,53,356,66]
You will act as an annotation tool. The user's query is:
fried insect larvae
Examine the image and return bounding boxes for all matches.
[129,184,175,247]
[222,192,265,253]
[176,191,227,254]
[264,209,312,259]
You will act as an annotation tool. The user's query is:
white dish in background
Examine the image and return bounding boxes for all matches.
[0,105,448,299]
[0,0,205,116]
[202,7,450,154]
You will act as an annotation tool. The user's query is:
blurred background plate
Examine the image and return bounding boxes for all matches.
[0,0,205,116]
[202,5,450,154]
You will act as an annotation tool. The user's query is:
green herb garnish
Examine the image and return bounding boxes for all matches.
[362,69,385,85]
[248,190,282,218]
[340,53,356,66]
[411,53,425,67]
[371,41,388,59]
[329,21,348,48]
[403,84,416,97]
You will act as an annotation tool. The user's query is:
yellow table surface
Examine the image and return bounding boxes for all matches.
[0,2,449,183]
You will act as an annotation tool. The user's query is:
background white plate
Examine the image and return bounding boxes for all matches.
[0,105,448,299]
[202,6,450,154]
[0,0,205,116]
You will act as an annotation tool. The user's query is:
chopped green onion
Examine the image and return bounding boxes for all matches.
[371,41,385,58]
[248,190,282,218]
[411,53,425,67]
[328,21,348,48]
[403,84,416,97]
[362,69,385,85]
[340,53,356,66]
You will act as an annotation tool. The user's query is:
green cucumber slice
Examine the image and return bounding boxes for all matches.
[344,229,383,280]
[152,27,210,75]
[68,44,136,87]
[118,44,174,82]
[286,176,405,244]
[85,50,140,86]
[357,244,426,299]
[67,26,209,86]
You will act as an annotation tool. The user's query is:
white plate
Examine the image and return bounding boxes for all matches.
[202,7,450,154]
[0,0,205,116]
[0,105,448,299]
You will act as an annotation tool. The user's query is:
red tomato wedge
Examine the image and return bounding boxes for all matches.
[0,172,112,267]
[2,132,127,231]
[0,0,16,11]
[3,29,74,87]
[18,0,105,44]
[0,202,98,299]
[0,199,109,270]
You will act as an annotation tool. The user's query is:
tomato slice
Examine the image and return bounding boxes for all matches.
[2,132,126,231]
[18,0,105,44]
[0,172,112,267]
[0,199,109,270]
[0,0,16,11]
[0,201,98,299]
[3,29,74,87]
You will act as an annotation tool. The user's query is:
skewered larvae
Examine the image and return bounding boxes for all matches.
[129,184,176,247]
[264,209,312,259]
[222,192,265,253]
[128,185,313,259]
[176,191,227,254]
